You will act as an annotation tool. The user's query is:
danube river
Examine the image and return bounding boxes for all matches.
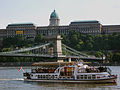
[0,66,120,90]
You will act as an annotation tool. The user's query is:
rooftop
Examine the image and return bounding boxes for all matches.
[8,23,35,26]
[32,62,91,66]
[71,20,100,24]
[103,25,120,27]
[50,10,59,19]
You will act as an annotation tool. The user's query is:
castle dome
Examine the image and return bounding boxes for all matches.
[50,10,59,19]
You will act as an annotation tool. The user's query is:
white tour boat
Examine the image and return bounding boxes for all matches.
[23,61,117,83]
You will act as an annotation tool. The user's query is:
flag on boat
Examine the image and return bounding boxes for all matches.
[18,67,22,71]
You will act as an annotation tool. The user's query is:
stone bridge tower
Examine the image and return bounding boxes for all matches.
[44,35,62,57]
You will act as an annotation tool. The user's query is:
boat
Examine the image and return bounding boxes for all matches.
[23,60,117,83]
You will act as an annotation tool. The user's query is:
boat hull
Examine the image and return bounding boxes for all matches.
[24,77,117,84]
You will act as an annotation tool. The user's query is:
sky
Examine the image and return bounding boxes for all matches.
[0,0,120,28]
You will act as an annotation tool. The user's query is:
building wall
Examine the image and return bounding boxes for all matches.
[6,23,36,40]
[69,21,102,35]
[1,21,120,46]
[36,21,102,36]
[0,29,6,46]
[102,25,120,34]
[36,25,69,36]
[37,26,49,36]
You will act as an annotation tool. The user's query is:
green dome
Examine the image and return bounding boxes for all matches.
[50,10,59,19]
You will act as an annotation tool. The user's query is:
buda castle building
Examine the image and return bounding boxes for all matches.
[0,10,120,44]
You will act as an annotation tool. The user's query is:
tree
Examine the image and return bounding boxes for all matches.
[76,40,84,50]
[95,51,103,58]
[112,52,120,63]
[35,33,44,44]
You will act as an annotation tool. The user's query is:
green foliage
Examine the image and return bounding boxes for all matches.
[1,31,120,63]
[2,48,12,52]
[62,46,71,56]
[35,33,44,44]
[112,52,120,63]
[2,36,26,48]
[94,51,103,57]
[62,31,120,51]
[62,31,120,62]
[107,51,113,61]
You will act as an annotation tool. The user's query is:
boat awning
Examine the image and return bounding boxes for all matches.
[32,62,91,66]
[32,62,75,66]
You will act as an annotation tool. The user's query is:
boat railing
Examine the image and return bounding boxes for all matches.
[84,67,100,73]
[78,66,108,73]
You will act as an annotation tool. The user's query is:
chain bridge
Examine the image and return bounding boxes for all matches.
[0,35,103,61]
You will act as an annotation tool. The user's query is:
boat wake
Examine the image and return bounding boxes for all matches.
[0,78,24,81]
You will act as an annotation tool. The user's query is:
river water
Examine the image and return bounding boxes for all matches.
[0,66,120,90]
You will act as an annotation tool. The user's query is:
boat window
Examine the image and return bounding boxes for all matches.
[45,75,48,79]
[41,75,43,78]
[55,75,58,78]
[92,75,96,79]
[84,75,87,79]
[31,75,33,77]
[40,75,42,78]
[68,77,70,79]
[81,75,84,79]
[52,75,54,79]
[59,77,62,79]
[43,75,45,78]
[38,75,40,78]
[77,75,80,79]
[88,75,91,79]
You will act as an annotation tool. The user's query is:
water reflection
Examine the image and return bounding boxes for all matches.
[24,81,117,90]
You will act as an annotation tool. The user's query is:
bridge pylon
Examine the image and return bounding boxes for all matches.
[44,35,63,57]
